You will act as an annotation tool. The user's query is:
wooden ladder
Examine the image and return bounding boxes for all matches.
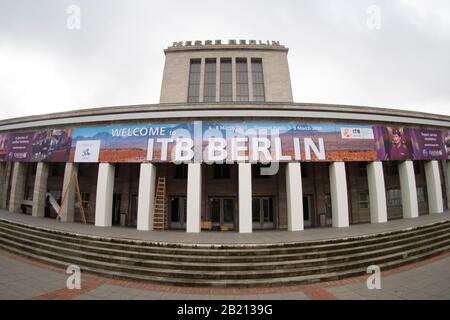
[153,176,167,230]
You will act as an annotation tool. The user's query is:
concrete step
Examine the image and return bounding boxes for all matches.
[0,218,448,256]
[0,223,448,266]
[0,238,447,287]
[0,227,448,272]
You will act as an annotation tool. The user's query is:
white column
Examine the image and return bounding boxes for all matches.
[32,162,49,218]
[398,161,419,219]
[137,163,156,231]
[95,163,115,227]
[60,163,78,222]
[286,162,303,231]
[186,163,201,233]
[329,162,349,228]
[0,163,6,209]
[446,161,450,210]
[367,161,387,223]
[1,163,10,209]
[9,162,26,213]
[424,160,443,214]
[238,163,252,233]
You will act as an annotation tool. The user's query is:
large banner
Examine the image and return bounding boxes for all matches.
[1,122,448,163]
[0,129,72,162]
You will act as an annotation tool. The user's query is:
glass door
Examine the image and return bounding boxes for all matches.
[252,197,275,229]
[208,197,235,230]
[303,195,313,227]
[169,196,187,229]
[325,193,333,226]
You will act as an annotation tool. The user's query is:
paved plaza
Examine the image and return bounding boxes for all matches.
[0,248,449,300]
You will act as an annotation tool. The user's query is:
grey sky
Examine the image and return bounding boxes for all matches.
[0,0,449,120]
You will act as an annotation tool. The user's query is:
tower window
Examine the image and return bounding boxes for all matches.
[187,59,201,103]
[252,58,265,102]
[203,59,216,102]
[220,58,232,102]
[236,58,249,102]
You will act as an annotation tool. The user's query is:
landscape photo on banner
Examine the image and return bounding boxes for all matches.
[70,123,193,162]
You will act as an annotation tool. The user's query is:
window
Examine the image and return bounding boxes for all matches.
[236,58,249,102]
[78,163,90,177]
[187,59,201,103]
[324,193,332,220]
[203,59,216,102]
[417,187,426,202]
[31,163,37,175]
[387,162,398,176]
[413,161,421,175]
[386,189,402,207]
[51,163,64,177]
[358,163,367,176]
[213,164,231,179]
[302,165,309,178]
[359,192,369,209]
[25,186,34,201]
[81,192,90,210]
[174,164,188,179]
[252,163,271,179]
[220,58,232,102]
[251,59,265,102]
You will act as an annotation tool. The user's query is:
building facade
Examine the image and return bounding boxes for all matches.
[0,40,449,235]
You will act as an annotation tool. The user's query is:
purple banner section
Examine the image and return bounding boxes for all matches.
[373,126,447,161]
[444,130,450,160]
[7,132,34,161]
[409,128,446,160]
[0,133,9,161]
[0,129,72,162]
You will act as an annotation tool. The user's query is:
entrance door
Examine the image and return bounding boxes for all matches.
[252,197,275,229]
[208,197,235,230]
[129,194,138,227]
[303,195,313,227]
[170,196,187,229]
[112,193,122,226]
[325,193,333,226]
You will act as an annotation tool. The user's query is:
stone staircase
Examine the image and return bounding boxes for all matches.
[0,218,449,287]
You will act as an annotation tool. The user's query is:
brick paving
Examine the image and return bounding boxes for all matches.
[0,248,449,300]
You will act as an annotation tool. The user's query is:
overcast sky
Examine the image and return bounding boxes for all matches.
[0,0,449,120]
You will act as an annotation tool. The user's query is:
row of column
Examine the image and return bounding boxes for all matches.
[139,160,446,233]
[1,160,448,233]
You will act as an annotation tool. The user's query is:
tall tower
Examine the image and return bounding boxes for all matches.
[159,40,293,104]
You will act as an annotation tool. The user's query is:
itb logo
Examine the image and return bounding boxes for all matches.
[66,265,81,290]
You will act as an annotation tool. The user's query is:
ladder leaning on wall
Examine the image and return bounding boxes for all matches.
[153,176,167,230]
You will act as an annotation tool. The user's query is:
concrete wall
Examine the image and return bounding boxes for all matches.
[160,49,293,103]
